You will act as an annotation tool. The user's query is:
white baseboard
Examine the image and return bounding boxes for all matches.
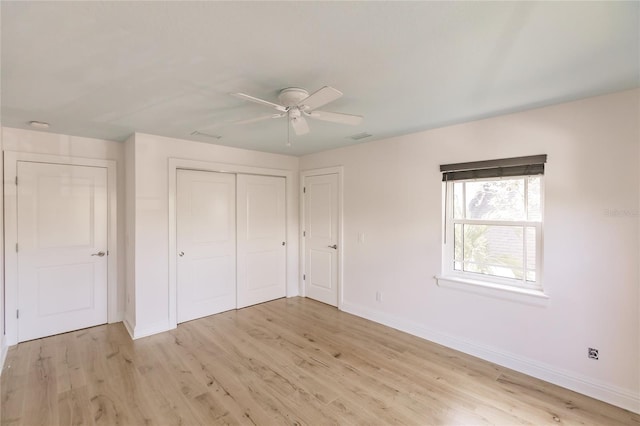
[0,334,8,376]
[123,317,135,339]
[341,301,640,414]
[130,320,173,340]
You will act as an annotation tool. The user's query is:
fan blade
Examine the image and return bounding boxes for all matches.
[298,86,342,111]
[291,115,310,135]
[232,113,284,125]
[201,113,284,130]
[307,110,363,126]
[232,92,287,112]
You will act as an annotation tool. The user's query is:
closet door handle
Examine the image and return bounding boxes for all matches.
[178,251,185,257]
[91,251,106,257]
[328,244,337,249]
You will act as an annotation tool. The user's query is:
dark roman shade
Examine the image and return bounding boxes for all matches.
[440,155,547,182]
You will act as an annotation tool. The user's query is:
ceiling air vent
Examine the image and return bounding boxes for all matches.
[29,120,50,129]
[191,130,221,140]
[348,132,372,141]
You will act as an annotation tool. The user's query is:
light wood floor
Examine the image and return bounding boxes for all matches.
[1,297,638,425]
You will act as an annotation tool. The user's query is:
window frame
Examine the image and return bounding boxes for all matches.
[442,175,545,293]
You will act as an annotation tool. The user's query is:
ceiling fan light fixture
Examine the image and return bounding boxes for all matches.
[288,108,302,119]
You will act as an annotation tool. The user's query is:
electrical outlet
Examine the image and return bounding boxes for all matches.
[588,347,599,360]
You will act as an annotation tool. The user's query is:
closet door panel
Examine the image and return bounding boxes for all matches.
[237,174,286,308]
[177,170,236,323]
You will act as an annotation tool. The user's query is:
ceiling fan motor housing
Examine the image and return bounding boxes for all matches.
[278,88,309,107]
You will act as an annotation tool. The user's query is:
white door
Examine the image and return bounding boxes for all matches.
[177,170,236,323]
[17,161,108,342]
[237,174,286,308]
[304,173,339,306]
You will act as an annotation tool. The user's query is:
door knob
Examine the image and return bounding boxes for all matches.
[328,244,337,249]
[178,251,185,257]
[91,251,106,257]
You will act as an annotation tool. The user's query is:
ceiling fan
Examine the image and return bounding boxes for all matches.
[229,86,363,137]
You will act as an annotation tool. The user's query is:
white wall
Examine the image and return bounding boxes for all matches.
[1,127,127,321]
[0,3,4,369]
[300,89,640,412]
[0,124,5,369]
[128,133,299,338]
[124,134,136,334]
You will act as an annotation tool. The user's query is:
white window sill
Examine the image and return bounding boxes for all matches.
[435,275,549,307]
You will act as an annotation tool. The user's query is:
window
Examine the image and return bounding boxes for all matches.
[440,155,546,293]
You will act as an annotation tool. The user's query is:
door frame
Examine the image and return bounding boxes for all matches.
[4,151,118,346]
[167,158,294,329]
[300,166,344,309]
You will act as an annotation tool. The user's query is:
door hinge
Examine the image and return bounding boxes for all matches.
[16,309,19,319]
[15,176,18,185]
[303,274,306,280]
[15,243,18,253]
[303,187,306,193]
[303,231,306,237]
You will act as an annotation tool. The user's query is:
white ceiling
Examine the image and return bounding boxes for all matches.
[1,2,638,156]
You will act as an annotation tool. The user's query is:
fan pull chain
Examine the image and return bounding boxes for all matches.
[286,112,292,147]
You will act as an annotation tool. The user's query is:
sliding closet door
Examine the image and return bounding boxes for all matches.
[236,174,286,308]
[176,170,236,323]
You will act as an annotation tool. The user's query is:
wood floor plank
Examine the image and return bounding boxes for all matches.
[255,301,522,423]
[57,387,96,426]
[21,337,60,426]
[193,317,335,425]
[171,319,288,424]
[149,338,246,424]
[496,370,640,426]
[233,305,426,423]
[2,297,639,426]
[81,326,159,425]
[1,341,34,425]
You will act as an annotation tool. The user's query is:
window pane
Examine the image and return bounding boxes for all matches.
[454,223,463,261]
[465,179,525,221]
[527,176,542,221]
[464,263,524,280]
[462,223,487,263]
[462,224,524,279]
[463,261,482,274]
[453,182,464,219]
[526,227,536,271]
